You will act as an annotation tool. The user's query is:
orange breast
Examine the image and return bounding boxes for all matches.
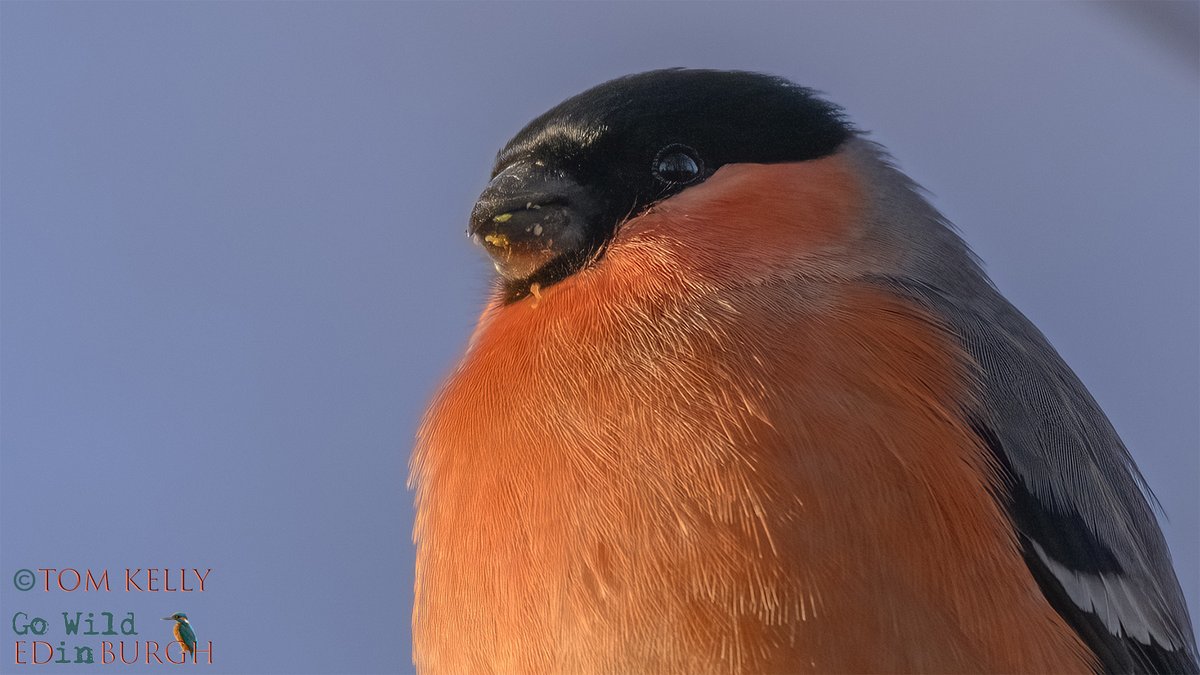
[173,624,193,654]
[412,154,1093,673]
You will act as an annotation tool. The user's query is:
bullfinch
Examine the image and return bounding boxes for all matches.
[411,69,1197,673]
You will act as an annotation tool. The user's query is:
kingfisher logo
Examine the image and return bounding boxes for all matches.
[9,568,214,666]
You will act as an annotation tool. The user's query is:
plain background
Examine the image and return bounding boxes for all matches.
[2,2,1196,673]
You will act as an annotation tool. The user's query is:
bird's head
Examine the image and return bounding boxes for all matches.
[469,69,855,303]
[162,612,189,623]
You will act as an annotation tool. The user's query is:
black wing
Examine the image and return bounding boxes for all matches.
[888,277,1198,674]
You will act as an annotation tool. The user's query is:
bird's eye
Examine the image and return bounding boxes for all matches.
[652,144,703,185]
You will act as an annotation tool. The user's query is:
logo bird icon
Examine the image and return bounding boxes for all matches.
[162,612,196,656]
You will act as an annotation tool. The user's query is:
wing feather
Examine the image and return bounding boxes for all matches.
[878,276,1197,673]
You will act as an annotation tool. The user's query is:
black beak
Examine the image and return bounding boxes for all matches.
[469,162,601,282]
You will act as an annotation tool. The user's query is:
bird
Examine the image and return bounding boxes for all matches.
[410,69,1198,673]
[162,612,196,657]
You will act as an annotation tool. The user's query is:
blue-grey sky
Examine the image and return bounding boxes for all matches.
[2,3,1196,673]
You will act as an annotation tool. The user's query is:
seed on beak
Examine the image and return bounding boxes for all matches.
[484,233,510,249]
